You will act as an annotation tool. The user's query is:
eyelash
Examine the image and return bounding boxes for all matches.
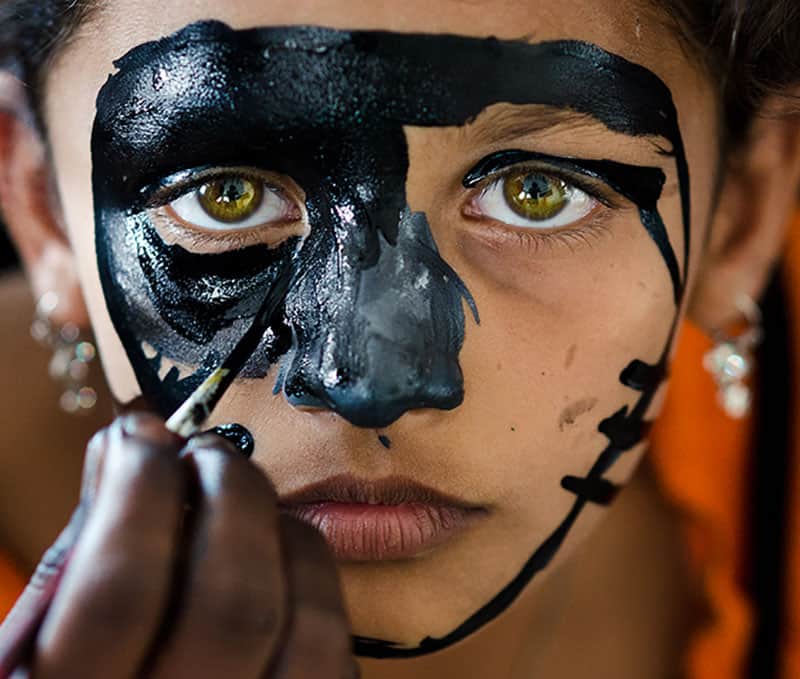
[142,158,627,255]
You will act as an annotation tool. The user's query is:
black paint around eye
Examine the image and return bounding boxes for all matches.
[91,21,691,658]
[465,150,681,304]
[93,22,689,420]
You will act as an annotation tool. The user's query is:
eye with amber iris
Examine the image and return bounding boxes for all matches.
[198,177,264,223]
[165,175,299,232]
[472,169,596,229]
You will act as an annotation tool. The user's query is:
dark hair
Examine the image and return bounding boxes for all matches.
[664,0,800,144]
[0,0,799,145]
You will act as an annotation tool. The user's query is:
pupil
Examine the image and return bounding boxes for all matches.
[218,179,247,204]
[503,172,568,221]
[519,174,553,201]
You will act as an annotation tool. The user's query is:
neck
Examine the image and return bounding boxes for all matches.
[358,459,694,679]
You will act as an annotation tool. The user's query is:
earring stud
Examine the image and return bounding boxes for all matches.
[702,294,762,419]
[30,291,98,414]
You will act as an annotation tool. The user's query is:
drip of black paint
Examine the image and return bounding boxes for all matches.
[91,21,692,658]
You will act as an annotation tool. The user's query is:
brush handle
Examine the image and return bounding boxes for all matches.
[165,368,232,438]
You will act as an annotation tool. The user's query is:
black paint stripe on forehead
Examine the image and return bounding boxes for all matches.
[94,21,690,294]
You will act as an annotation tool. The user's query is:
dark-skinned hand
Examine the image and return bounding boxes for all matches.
[0,413,357,679]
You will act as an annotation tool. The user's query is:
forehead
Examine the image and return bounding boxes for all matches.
[61,0,697,93]
[49,0,716,174]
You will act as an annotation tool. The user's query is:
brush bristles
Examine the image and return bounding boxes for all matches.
[165,368,231,438]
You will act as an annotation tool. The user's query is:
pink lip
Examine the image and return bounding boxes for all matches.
[279,475,486,561]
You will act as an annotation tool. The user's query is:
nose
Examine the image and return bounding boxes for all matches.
[277,205,478,430]
[282,344,465,429]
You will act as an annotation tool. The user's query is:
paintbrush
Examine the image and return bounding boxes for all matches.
[166,255,298,437]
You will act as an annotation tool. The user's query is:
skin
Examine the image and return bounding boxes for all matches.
[1,0,800,677]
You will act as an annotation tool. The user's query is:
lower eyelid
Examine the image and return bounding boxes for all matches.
[459,200,615,254]
[149,207,308,254]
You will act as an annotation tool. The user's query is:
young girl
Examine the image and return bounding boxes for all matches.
[0,1,799,677]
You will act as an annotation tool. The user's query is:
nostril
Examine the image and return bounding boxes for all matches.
[281,353,465,429]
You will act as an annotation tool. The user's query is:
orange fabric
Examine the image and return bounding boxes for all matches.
[650,209,800,679]
[0,553,24,622]
[649,321,754,679]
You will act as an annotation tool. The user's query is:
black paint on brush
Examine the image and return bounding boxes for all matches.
[91,21,691,657]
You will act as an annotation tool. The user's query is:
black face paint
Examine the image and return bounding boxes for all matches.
[209,423,255,458]
[92,21,690,657]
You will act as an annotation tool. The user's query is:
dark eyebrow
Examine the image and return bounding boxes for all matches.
[466,106,672,154]
[466,107,607,147]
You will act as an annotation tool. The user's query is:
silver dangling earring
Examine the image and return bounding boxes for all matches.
[30,291,99,414]
[702,294,763,419]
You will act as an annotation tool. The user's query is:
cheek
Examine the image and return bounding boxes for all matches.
[430,207,675,508]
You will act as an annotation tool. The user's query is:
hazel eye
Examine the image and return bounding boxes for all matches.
[473,169,596,229]
[166,176,297,231]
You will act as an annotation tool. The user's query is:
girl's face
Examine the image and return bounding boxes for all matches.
[42,0,717,655]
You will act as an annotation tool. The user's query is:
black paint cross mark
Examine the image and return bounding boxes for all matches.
[561,475,619,506]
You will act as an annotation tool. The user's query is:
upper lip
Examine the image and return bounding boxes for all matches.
[278,474,482,510]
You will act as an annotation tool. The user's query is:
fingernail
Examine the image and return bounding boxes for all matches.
[120,412,178,445]
[86,428,108,455]
[185,432,237,454]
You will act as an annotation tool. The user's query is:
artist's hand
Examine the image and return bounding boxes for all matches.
[0,413,357,679]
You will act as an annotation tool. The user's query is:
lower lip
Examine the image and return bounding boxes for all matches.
[281,502,482,561]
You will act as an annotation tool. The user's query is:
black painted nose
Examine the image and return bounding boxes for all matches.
[279,207,477,430]
[283,344,465,429]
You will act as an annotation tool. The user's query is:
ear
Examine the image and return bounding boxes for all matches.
[689,101,800,331]
[0,69,88,327]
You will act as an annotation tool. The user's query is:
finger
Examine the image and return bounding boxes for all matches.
[0,505,85,677]
[0,429,107,675]
[146,436,287,679]
[31,414,185,679]
[268,515,353,679]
